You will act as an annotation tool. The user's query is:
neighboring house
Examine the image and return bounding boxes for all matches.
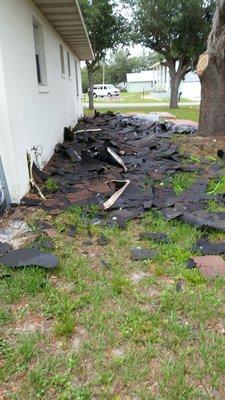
[0,0,93,206]
[127,63,170,94]
[126,63,201,100]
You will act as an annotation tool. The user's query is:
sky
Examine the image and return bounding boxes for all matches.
[128,44,149,57]
[81,44,150,68]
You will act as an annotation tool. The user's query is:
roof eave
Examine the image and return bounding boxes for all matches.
[34,0,94,61]
[74,0,94,60]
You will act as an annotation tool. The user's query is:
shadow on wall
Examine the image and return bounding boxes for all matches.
[0,157,10,215]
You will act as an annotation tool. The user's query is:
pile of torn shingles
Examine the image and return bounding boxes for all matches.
[26,113,221,227]
[2,112,225,278]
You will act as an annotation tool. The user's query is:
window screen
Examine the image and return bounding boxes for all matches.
[33,19,47,86]
[60,45,65,75]
[75,59,79,96]
[67,51,71,77]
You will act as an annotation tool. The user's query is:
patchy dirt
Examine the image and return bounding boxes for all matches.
[70,326,88,351]
[50,275,76,293]
[111,347,126,358]
[9,299,30,314]
[0,219,35,249]
[166,117,198,126]
[9,314,53,334]
[130,272,150,283]
[177,135,225,158]
[147,286,160,298]
[0,372,28,400]
[206,318,225,335]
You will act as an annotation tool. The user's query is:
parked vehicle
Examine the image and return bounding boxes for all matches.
[93,84,120,98]
[117,82,127,92]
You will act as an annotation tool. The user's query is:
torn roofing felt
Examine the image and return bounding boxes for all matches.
[20,112,225,231]
[192,237,225,255]
[0,247,58,269]
[187,255,225,278]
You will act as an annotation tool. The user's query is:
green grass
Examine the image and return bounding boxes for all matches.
[85,106,200,122]
[172,172,197,195]
[1,201,225,398]
[205,176,225,212]
[83,91,196,104]
[2,129,225,398]
[207,176,225,195]
[45,177,59,193]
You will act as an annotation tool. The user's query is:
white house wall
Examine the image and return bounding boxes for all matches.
[127,82,154,93]
[0,42,19,202]
[180,81,201,101]
[0,0,83,203]
[126,67,201,100]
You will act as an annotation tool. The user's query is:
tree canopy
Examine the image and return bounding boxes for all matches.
[132,0,215,107]
[80,0,127,64]
[82,49,160,93]
[81,49,160,92]
[80,0,128,107]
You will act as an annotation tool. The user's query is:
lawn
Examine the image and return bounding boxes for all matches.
[85,105,200,122]
[1,199,225,399]
[2,109,225,400]
[83,92,196,104]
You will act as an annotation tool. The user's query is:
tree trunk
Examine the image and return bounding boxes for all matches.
[87,66,94,110]
[167,61,184,109]
[198,0,225,135]
[170,74,181,108]
[198,56,225,135]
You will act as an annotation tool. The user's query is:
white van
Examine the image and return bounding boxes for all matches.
[93,84,120,98]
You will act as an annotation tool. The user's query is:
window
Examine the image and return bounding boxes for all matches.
[33,18,47,86]
[67,51,71,78]
[60,44,65,76]
[74,59,79,96]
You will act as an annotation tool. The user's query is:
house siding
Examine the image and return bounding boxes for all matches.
[0,0,83,203]
[180,81,201,101]
[127,82,153,93]
[126,68,200,100]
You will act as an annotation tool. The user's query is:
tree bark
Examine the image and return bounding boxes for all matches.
[86,62,94,110]
[198,0,225,135]
[170,73,181,108]
[167,61,186,109]
[198,56,225,135]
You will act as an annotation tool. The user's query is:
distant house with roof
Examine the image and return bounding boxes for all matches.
[126,62,201,101]
[127,63,170,94]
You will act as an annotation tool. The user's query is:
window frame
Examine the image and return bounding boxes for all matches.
[60,44,66,78]
[67,51,71,79]
[74,58,79,97]
[32,17,48,90]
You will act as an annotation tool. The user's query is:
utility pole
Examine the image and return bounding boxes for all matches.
[102,62,105,87]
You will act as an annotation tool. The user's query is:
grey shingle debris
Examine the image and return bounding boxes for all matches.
[0,248,58,269]
[130,248,157,261]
